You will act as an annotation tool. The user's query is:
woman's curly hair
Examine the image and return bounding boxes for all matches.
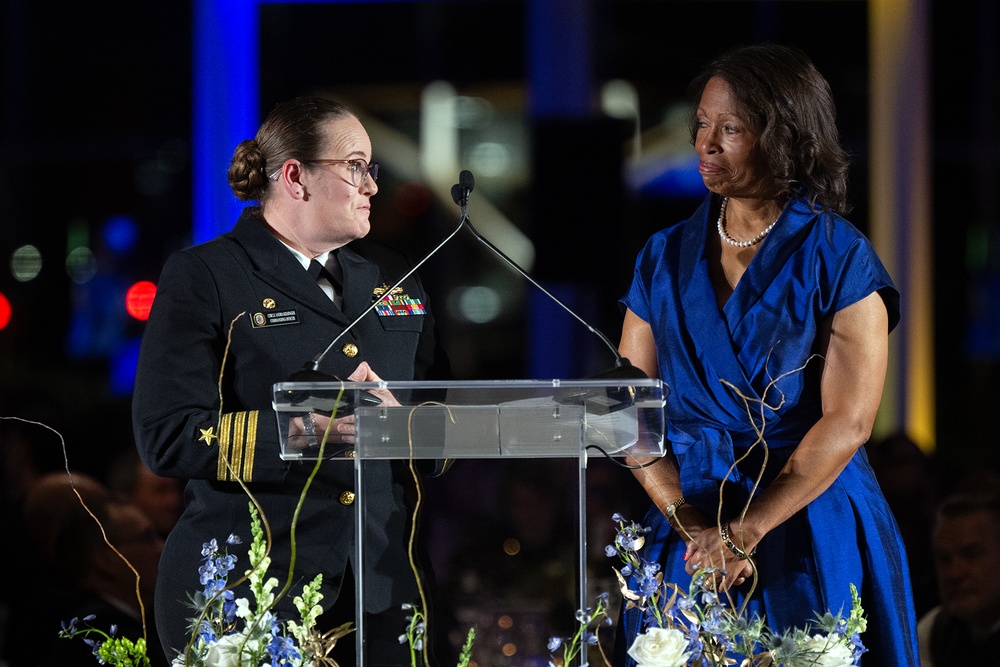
[688,43,851,215]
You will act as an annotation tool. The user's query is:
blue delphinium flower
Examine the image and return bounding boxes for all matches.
[610,514,651,553]
[616,528,642,551]
[699,589,719,607]
[198,568,215,588]
[849,631,868,662]
[202,576,223,597]
[702,610,725,637]
[201,538,219,559]
[197,618,218,645]
[634,561,661,597]
[219,588,237,624]
[267,632,302,665]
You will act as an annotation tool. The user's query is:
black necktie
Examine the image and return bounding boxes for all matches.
[308,259,343,294]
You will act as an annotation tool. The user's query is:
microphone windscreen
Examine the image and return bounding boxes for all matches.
[450,183,464,206]
[459,170,475,193]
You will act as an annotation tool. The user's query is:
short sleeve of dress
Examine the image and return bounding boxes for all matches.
[620,231,669,324]
[825,223,901,333]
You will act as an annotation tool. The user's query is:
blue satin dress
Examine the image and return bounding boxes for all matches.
[617,194,917,666]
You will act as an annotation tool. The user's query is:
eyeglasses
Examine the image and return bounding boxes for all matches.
[302,158,379,187]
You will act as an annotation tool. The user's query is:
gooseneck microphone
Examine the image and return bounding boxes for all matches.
[293,169,645,381]
[292,201,471,381]
[450,170,646,379]
[451,169,475,210]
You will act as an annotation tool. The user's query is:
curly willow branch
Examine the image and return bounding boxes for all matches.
[189,312,353,664]
[0,416,151,647]
[405,401,456,667]
[184,311,345,663]
[670,351,824,617]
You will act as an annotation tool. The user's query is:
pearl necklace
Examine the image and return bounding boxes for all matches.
[716,197,778,248]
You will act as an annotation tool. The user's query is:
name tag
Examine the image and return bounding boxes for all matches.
[252,309,300,327]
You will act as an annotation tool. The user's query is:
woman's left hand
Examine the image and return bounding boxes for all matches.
[685,523,756,591]
[346,361,401,407]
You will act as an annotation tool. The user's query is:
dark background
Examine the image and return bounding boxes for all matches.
[0,0,997,661]
[2,0,996,478]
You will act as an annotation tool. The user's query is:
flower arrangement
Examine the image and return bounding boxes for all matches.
[58,617,151,667]
[56,507,868,667]
[59,500,352,667]
[170,501,352,667]
[546,592,612,667]
[606,513,868,667]
[399,602,476,667]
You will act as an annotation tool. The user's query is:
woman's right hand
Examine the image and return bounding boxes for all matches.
[286,361,398,450]
[286,411,356,450]
[673,505,755,590]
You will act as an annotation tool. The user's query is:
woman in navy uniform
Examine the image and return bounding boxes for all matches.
[132,96,450,665]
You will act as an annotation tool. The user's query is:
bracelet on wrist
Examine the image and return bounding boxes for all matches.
[664,496,687,521]
[720,521,756,560]
[302,412,315,437]
[663,496,687,528]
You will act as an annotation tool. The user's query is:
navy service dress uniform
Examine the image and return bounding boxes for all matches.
[132,208,450,661]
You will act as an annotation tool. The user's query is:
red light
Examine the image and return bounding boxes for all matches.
[0,292,10,329]
[126,281,157,321]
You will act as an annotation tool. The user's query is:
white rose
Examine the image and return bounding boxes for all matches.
[796,634,855,667]
[202,631,261,667]
[627,627,692,667]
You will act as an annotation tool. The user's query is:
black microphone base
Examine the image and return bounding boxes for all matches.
[282,364,382,415]
[586,358,649,380]
[552,358,649,414]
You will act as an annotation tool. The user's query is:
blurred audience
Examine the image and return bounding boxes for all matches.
[427,460,576,662]
[1,418,49,663]
[867,431,943,617]
[42,496,166,667]
[107,449,182,539]
[918,490,1000,667]
[3,470,108,666]
[5,470,166,667]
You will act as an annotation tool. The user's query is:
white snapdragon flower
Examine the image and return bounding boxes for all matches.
[627,627,691,667]
[235,597,253,619]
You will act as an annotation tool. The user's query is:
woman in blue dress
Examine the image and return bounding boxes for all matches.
[617,44,918,665]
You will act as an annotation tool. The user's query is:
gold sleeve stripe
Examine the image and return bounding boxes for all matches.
[231,411,246,477]
[243,412,257,480]
[218,413,232,480]
[216,410,259,482]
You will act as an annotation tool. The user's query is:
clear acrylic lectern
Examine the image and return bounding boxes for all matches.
[272,378,666,665]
